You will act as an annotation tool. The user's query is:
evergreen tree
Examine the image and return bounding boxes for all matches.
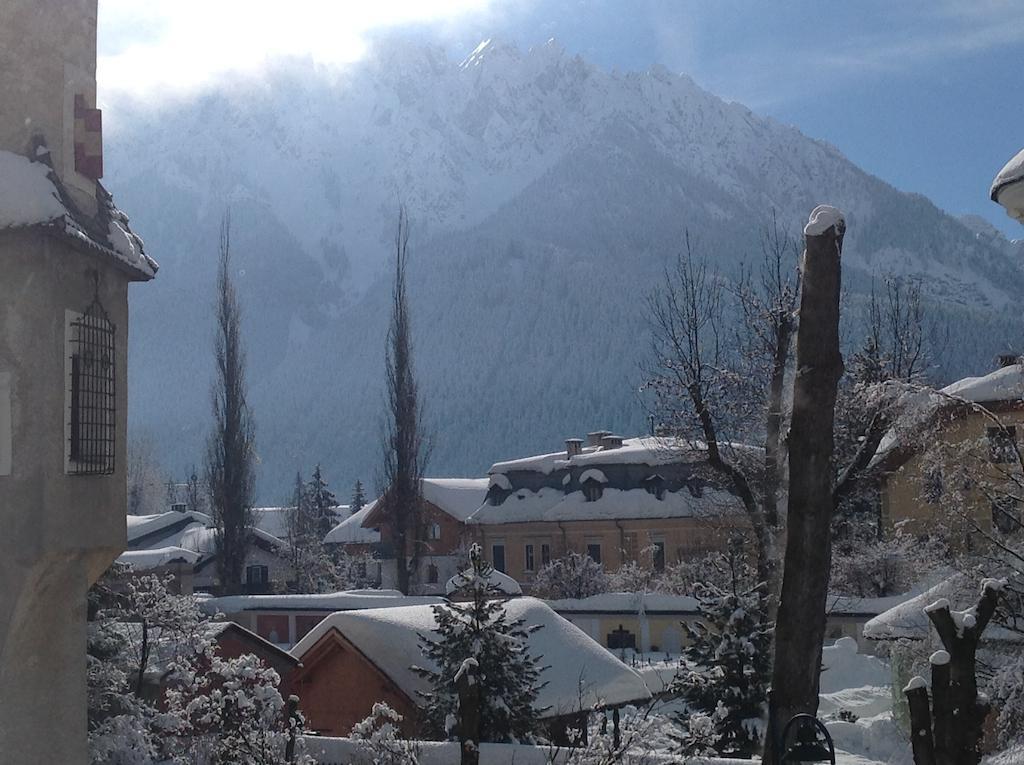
[415,544,547,744]
[671,541,772,758]
[351,479,367,515]
[307,463,339,537]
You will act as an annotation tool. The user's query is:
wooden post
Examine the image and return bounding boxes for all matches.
[612,706,621,750]
[766,205,846,761]
[284,694,301,764]
[456,658,482,765]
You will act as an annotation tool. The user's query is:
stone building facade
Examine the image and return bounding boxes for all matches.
[0,1,156,760]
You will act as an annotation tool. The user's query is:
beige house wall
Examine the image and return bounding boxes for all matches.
[473,515,746,585]
[881,408,1024,541]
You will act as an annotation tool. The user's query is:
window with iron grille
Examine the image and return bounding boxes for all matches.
[66,299,116,475]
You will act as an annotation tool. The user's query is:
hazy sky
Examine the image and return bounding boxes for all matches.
[97,0,1024,237]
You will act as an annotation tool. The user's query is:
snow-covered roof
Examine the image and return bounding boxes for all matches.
[251,505,350,540]
[871,364,1024,467]
[466,485,741,525]
[546,592,699,614]
[421,478,489,522]
[863,574,1021,642]
[444,567,522,597]
[117,546,202,569]
[0,149,157,279]
[489,437,698,476]
[290,597,652,714]
[125,510,288,561]
[323,500,380,545]
[200,590,442,616]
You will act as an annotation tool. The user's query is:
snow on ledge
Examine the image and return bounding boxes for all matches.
[0,149,157,279]
[929,649,950,666]
[803,204,845,236]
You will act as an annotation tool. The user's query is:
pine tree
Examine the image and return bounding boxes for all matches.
[307,463,339,538]
[671,542,772,758]
[415,544,547,744]
[351,479,367,515]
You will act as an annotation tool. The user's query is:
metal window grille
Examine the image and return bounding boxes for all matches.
[68,298,116,475]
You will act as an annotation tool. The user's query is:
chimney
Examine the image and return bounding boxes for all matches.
[600,434,624,450]
[996,353,1021,369]
[587,430,612,447]
[565,438,583,458]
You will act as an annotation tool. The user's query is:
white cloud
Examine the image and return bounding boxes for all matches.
[97,0,498,98]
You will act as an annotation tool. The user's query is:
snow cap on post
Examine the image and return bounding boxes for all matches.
[803,204,846,237]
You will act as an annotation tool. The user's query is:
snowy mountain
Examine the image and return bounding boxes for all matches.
[106,38,1024,501]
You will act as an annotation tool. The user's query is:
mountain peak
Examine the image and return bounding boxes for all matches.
[460,37,523,69]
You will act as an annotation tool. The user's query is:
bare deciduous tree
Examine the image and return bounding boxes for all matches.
[205,216,256,595]
[644,221,798,595]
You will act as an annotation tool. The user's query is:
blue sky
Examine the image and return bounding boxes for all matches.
[98,0,1024,236]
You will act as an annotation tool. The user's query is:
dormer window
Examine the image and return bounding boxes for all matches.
[643,474,665,500]
[582,479,603,502]
[66,298,115,475]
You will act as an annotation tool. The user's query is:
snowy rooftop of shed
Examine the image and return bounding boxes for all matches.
[290,597,652,714]
[199,590,441,615]
[466,484,741,525]
[323,500,380,545]
[863,573,1021,642]
[546,592,699,614]
[253,505,349,540]
[117,546,201,569]
[0,149,157,279]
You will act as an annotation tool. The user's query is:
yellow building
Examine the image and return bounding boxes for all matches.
[874,359,1024,543]
[466,433,748,586]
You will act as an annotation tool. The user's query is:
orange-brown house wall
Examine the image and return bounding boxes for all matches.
[293,632,419,737]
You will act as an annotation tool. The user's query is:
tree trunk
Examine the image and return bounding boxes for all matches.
[456,660,482,765]
[766,207,845,760]
[902,583,1000,765]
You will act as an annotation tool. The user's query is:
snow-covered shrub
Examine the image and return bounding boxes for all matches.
[558,705,663,764]
[532,550,608,600]
[670,544,771,758]
[672,707,724,758]
[415,544,546,743]
[87,565,309,764]
[349,702,421,765]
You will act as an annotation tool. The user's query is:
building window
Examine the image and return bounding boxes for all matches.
[492,543,506,573]
[428,522,442,540]
[170,502,187,513]
[607,624,636,651]
[541,543,551,567]
[66,300,116,475]
[988,426,1018,464]
[643,474,665,499]
[652,540,666,572]
[427,563,439,584]
[992,496,1022,535]
[245,565,269,585]
[586,542,602,565]
[524,544,535,572]
[582,479,603,502]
